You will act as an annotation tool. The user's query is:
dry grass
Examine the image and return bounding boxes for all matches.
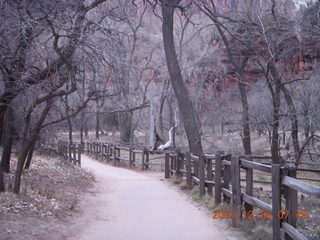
[178,181,188,190]
[297,195,320,240]
[203,195,216,210]
[249,225,272,240]
[0,153,95,240]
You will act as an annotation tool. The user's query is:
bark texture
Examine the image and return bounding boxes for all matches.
[1,107,14,172]
[161,0,203,155]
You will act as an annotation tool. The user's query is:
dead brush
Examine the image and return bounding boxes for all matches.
[0,154,94,217]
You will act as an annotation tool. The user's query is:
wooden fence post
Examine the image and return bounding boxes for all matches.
[171,154,175,173]
[186,153,192,189]
[100,143,104,160]
[99,143,102,160]
[113,145,117,166]
[141,148,146,170]
[223,154,231,203]
[231,156,241,227]
[145,150,149,170]
[165,153,170,179]
[64,144,67,159]
[129,147,133,168]
[117,147,120,165]
[199,154,205,197]
[194,155,199,178]
[272,164,281,240]
[94,142,97,159]
[132,149,136,167]
[175,151,181,177]
[215,153,222,205]
[68,143,72,162]
[106,144,110,162]
[97,142,101,160]
[245,155,253,212]
[78,144,81,166]
[95,143,99,159]
[73,145,77,164]
[103,143,106,160]
[92,142,94,157]
[207,157,213,196]
[285,168,298,240]
[102,144,105,160]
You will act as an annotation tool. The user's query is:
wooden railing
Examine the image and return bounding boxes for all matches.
[85,141,167,170]
[57,141,81,166]
[56,140,319,240]
[164,152,320,240]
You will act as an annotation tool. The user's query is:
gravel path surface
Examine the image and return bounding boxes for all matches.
[66,155,246,240]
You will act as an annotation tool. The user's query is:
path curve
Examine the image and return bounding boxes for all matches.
[66,155,246,240]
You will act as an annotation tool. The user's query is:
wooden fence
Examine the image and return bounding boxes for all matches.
[85,141,168,170]
[164,152,320,240]
[56,141,320,240]
[57,141,81,166]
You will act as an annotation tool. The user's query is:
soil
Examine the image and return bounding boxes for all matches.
[0,154,94,240]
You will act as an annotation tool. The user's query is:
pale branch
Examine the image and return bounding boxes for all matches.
[86,103,150,115]
[41,93,96,128]
[296,135,320,164]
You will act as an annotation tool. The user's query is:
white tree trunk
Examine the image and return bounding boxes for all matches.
[149,101,155,148]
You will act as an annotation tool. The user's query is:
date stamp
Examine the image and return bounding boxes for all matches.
[211,210,310,220]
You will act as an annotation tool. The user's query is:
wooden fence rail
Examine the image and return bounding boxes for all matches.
[164,152,320,240]
[84,141,158,170]
[56,141,319,240]
[57,141,81,166]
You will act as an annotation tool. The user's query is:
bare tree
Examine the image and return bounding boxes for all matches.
[0,0,109,138]
[196,0,252,156]
[160,0,203,155]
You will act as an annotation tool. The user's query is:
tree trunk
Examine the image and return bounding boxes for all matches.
[65,83,73,144]
[14,101,52,193]
[95,112,100,139]
[161,0,203,155]
[0,107,5,145]
[1,107,14,172]
[96,112,100,139]
[80,111,84,144]
[270,83,281,164]
[13,140,29,193]
[238,77,252,155]
[0,165,4,192]
[24,140,36,170]
[95,100,100,139]
[158,78,169,138]
[67,118,73,144]
[149,102,155,147]
[119,111,133,143]
[202,6,252,156]
[271,94,281,164]
[84,121,88,137]
[280,84,300,162]
[168,97,175,129]
[304,116,310,142]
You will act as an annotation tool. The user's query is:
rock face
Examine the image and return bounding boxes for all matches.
[202,0,320,92]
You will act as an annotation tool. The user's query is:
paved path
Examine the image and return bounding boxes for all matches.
[67,155,246,240]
